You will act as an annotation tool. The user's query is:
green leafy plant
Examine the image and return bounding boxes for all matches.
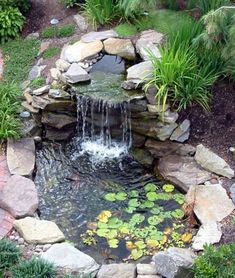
[0,239,21,271]
[43,47,60,59]
[41,24,75,39]
[60,0,84,8]
[30,77,46,89]
[114,23,138,36]
[193,243,235,277]
[12,257,56,278]
[117,0,156,18]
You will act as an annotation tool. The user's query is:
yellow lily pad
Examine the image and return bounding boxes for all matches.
[97,210,112,223]
[181,233,193,243]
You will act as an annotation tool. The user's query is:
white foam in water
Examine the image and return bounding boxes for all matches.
[80,138,128,163]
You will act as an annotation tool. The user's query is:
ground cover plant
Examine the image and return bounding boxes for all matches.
[81,182,191,261]
[43,47,60,59]
[41,24,75,39]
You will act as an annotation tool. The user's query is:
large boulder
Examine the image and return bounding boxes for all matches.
[14,217,65,244]
[0,175,38,218]
[136,40,161,61]
[97,264,136,278]
[152,247,196,278]
[137,264,158,275]
[61,40,103,63]
[64,63,91,84]
[195,144,234,178]
[7,138,35,177]
[41,242,99,275]
[104,38,136,60]
[126,61,153,85]
[41,112,77,129]
[81,30,118,43]
[157,155,212,192]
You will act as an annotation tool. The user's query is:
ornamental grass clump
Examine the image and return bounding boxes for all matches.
[0,239,21,271]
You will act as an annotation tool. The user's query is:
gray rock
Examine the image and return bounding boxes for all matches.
[137,264,157,275]
[48,89,71,100]
[121,80,141,90]
[28,65,46,80]
[41,242,99,275]
[50,68,61,80]
[136,39,161,61]
[186,184,235,224]
[132,133,146,147]
[50,18,59,25]
[55,59,70,72]
[104,38,136,60]
[139,30,164,45]
[45,127,74,141]
[147,104,170,114]
[14,217,65,244]
[64,63,91,84]
[157,155,212,192]
[81,30,118,43]
[127,61,153,83]
[162,110,179,124]
[170,119,190,143]
[26,32,40,39]
[97,264,136,278]
[192,222,222,251]
[42,112,77,129]
[20,111,31,118]
[7,138,35,177]
[22,118,41,137]
[73,14,88,32]
[33,85,50,96]
[130,147,153,168]
[152,247,196,278]
[0,175,38,218]
[21,101,39,114]
[230,183,235,203]
[137,276,161,278]
[195,144,234,178]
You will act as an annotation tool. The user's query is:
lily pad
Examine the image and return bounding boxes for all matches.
[97,222,108,229]
[148,215,164,226]
[134,228,149,238]
[181,233,193,243]
[129,190,139,198]
[135,240,146,250]
[150,207,162,215]
[171,209,185,219]
[144,183,157,192]
[97,210,112,223]
[108,239,119,248]
[146,239,158,248]
[115,192,127,201]
[146,192,158,201]
[96,228,110,238]
[130,214,145,225]
[155,193,171,200]
[149,230,164,241]
[131,249,143,260]
[163,184,175,193]
[128,198,141,208]
[106,229,118,239]
[125,206,136,214]
[119,224,130,234]
[104,193,116,202]
[173,193,185,205]
[140,200,155,208]
[107,217,123,229]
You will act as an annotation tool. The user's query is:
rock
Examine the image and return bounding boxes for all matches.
[26,32,40,39]
[136,39,161,61]
[97,264,136,278]
[20,111,31,118]
[192,222,222,251]
[137,264,157,275]
[36,57,44,66]
[0,208,14,240]
[38,41,50,56]
[170,119,190,143]
[73,14,88,32]
[14,217,65,244]
[61,40,103,63]
[42,112,77,129]
[45,127,74,141]
[145,139,196,158]
[0,175,38,218]
[137,276,160,278]
[139,29,164,45]
[23,92,33,104]
[28,65,46,80]
[55,59,70,72]
[22,119,41,137]
[7,138,35,176]
[41,242,99,274]
[64,63,91,84]
[161,110,179,124]
[22,101,39,114]
[50,18,59,25]
[81,30,118,43]
[130,99,148,113]
[195,144,234,178]
[186,184,235,224]
[121,80,141,90]
[104,38,136,60]
[230,183,235,203]
[132,133,146,147]
[147,104,169,114]
[152,122,178,141]
[130,148,153,168]
[50,68,61,80]
[157,155,212,192]
[32,85,50,96]
[48,89,71,100]
[127,61,153,86]
[153,247,196,278]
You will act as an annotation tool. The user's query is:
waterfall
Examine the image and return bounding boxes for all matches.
[76,95,132,161]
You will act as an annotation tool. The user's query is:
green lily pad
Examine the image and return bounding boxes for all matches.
[104,193,116,202]
[130,213,145,225]
[108,239,119,248]
[115,192,127,201]
[150,207,162,215]
[131,249,143,260]
[129,190,139,198]
[171,209,185,219]
[97,222,108,229]
[155,193,171,200]
[173,193,185,205]
[133,228,149,238]
[163,184,175,193]
[96,228,110,238]
[106,229,118,239]
[125,206,136,214]
[140,200,155,208]
[135,240,146,250]
[148,215,164,226]
[148,230,164,241]
[144,183,157,192]
[146,192,158,201]
[128,198,141,207]
[107,217,123,229]
[118,224,130,234]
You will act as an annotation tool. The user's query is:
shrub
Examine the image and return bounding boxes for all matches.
[0,239,21,271]
[12,257,57,278]
[0,0,31,13]
[43,47,60,59]
[193,243,235,278]
[0,6,25,42]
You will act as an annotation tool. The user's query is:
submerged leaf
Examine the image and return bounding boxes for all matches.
[173,193,185,205]
[126,241,136,250]
[163,184,175,193]
[150,207,162,215]
[125,206,136,214]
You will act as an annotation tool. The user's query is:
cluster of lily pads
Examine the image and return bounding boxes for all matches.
[81,183,192,261]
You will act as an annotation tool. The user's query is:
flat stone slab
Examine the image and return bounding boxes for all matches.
[64,63,91,84]
[7,138,35,176]
[157,155,212,192]
[14,217,65,244]
[97,264,136,278]
[195,144,234,178]
[127,61,153,83]
[0,175,38,218]
[186,184,235,224]
[81,30,118,43]
[139,29,164,44]
[0,208,14,239]
[61,40,103,63]
[41,243,99,274]
[0,155,11,191]
[136,39,161,61]
[42,112,77,129]
[32,85,50,96]
[73,14,88,32]
[137,264,157,275]
[104,38,136,60]
[170,119,190,143]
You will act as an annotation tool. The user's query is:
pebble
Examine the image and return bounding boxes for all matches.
[50,18,59,25]
[20,111,31,118]
[229,147,235,153]
[18,238,24,245]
